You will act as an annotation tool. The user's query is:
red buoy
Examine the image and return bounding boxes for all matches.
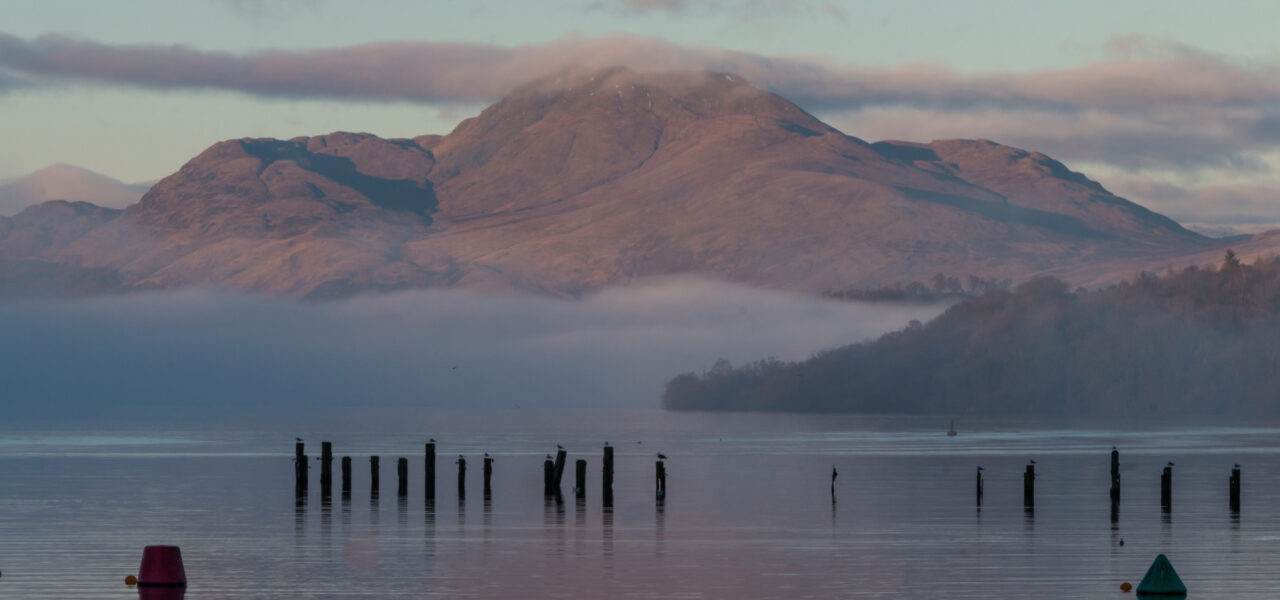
[137,545,187,587]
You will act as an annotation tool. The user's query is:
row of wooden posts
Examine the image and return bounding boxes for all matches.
[294,442,666,506]
[975,449,1243,512]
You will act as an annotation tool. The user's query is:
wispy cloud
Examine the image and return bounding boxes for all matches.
[830,106,1280,172]
[2,32,1276,112]
[595,0,848,20]
[0,279,942,424]
[1100,174,1280,232]
[207,0,324,20]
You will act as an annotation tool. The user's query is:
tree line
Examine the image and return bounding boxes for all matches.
[663,252,1280,415]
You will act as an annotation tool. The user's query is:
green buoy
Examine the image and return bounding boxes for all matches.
[1136,554,1187,596]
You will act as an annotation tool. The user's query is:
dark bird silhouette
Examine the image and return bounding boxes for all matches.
[451,366,457,370]
[296,437,303,442]
[557,444,564,450]
[429,438,436,443]
[1119,538,1125,546]
[484,452,490,458]
[1112,445,1117,451]
[1167,461,1175,467]
[1029,460,1037,465]
[458,454,464,459]
[1235,463,1241,468]
[546,454,553,460]
[604,441,610,446]
[977,466,984,471]
[657,453,668,460]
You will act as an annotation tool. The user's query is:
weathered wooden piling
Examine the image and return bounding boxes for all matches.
[603,445,614,508]
[575,459,587,498]
[552,449,568,491]
[457,456,467,499]
[320,442,333,499]
[370,456,380,495]
[1160,466,1172,509]
[425,442,436,501]
[1230,467,1241,512]
[483,456,493,497]
[976,469,983,506]
[341,456,352,495]
[1023,464,1035,509]
[294,442,308,495]
[543,458,555,496]
[656,460,667,499]
[397,457,408,496]
[1110,449,1121,501]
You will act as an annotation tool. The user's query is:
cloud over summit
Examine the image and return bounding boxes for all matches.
[2,30,1279,226]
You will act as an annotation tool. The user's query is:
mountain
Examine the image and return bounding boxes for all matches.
[0,164,149,216]
[0,67,1231,298]
[662,253,1280,415]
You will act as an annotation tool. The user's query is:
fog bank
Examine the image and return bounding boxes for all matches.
[0,278,944,424]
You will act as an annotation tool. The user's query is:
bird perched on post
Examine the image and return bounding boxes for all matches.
[557,444,564,450]
[977,466,984,471]
[429,438,436,443]
[1167,461,1175,467]
[546,454,553,460]
[657,453,668,461]
[484,452,490,459]
[296,437,304,442]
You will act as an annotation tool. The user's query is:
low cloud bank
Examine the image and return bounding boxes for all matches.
[0,279,942,424]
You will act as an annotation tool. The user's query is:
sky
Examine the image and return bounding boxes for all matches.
[3,0,1280,232]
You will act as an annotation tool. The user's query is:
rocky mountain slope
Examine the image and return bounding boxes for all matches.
[0,67,1231,298]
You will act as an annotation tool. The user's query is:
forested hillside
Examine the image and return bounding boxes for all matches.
[664,252,1280,415]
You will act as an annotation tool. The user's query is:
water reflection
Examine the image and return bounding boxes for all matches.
[602,507,614,562]
[12,415,1280,598]
[137,588,185,600]
[655,497,666,558]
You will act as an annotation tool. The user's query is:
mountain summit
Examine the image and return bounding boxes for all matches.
[0,67,1224,298]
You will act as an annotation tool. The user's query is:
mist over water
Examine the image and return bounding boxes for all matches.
[0,278,944,424]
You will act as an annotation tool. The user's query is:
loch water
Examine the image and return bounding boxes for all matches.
[1,410,1278,598]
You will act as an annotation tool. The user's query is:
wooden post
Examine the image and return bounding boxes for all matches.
[397,457,408,496]
[320,442,333,499]
[457,456,467,499]
[294,442,308,497]
[1230,467,1241,512]
[1110,449,1121,501]
[341,456,352,495]
[552,449,568,492]
[1160,466,1172,509]
[976,469,983,506]
[483,457,493,497]
[603,445,614,508]
[370,456,380,495]
[1023,464,1034,509]
[656,460,666,499]
[575,459,587,498]
[543,458,555,496]
[425,442,436,501]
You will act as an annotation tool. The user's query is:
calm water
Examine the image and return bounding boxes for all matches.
[2,410,1279,598]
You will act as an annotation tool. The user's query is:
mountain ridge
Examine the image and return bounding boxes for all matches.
[0,66,1242,299]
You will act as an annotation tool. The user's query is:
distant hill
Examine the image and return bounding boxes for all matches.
[0,67,1236,298]
[663,251,1280,415]
[0,164,148,216]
